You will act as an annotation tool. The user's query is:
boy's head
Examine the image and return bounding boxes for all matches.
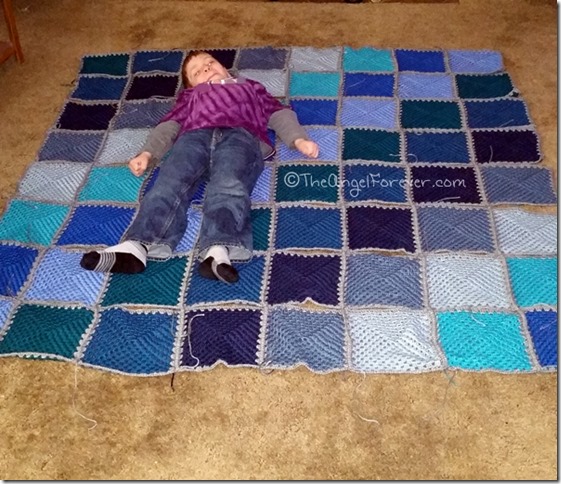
[182,51,230,88]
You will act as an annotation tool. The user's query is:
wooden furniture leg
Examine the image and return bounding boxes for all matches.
[0,0,23,64]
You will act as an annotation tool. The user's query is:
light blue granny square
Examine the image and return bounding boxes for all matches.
[251,166,273,202]
[175,207,202,253]
[426,254,511,309]
[288,47,341,72]
[238,69,287,97]
[289,72,341,98]
[340,99,397,129]
[265,307,346,372]
[448,50,503,73]
[343,47,394,72]
[24,248,105,305]
[348,309,442,372]
[398,73,454,99]
[96,128,151,165]
[494,209,557,255]
[278,128,339,162]
[0,299,14,331]
[437,311,532,371]
[507,257,557,307]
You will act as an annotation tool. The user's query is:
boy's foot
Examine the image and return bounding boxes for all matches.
[198,245,238,283]
[80,241,147,274]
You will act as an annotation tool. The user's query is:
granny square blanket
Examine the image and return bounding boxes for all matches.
[0,47,557,375]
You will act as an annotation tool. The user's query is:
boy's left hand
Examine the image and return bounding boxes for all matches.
[294,139,320,159]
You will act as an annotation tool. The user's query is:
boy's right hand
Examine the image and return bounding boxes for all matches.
[128,152,151,177]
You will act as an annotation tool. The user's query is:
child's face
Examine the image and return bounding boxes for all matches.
[185,54,230,87]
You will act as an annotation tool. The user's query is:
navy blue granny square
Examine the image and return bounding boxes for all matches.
[346,206,416,252]
[125,74,180,100]
[345,254,423,308]
[395,49,445,73]
[38,131,104,163]
[526,310,557,367]
[205,49,237,69]
[465,99,530,129]
[57,102,118,131]
[0,244,39,297]
[417,207,494,252]
[132,50,184,74]
[264,307,346,372]
[237,47,288,70]
[410,166,482,204]
[289,99,338,126]
[82,308,176,374]
[343,73,395,97]
[405,132,470,163]
[185,256,266,305]
[343,164,407,203]
[56,205,135,246]
[480,166,557,204]
[275,207,342,249]
[181,309,262,367]
[472,129,540,163]
[267,253,341,306]
[71,76,128,101]
[113,100,174,129]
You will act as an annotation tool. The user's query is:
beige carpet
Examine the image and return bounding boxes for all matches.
[0,0,557,479]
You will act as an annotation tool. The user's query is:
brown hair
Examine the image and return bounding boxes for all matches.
[181,50,210,87]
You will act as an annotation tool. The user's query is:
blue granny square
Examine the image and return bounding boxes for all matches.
[267,253,341,306]
[346,206,416,252]
[265,307,345,372]
[113,99,174,129]
[448,50,503,73]
[343,47,394,72]
[526,310,557,367]
[507,257,557,307]
[345,254,423,308]
[38,131,104,163]
[0,200,70,247]
[437,311,532,371]
[395,49,445,73]
[0,299,13,331]
[78,166,145,203]
[125,74,180,100]
[480,166,557,205]
[83,309,176,374]
[239,69,287,97]
[237,47,288,70]
[278,128,339,162]
[56,205,135,246]
[132,50,184,74]
[340,99,397,129]
[186,256,265,305]
[465,99,530,129]
[343,73,394,97]
[275,207,342,250]
[57,102,118,131]
[289,72,341,97]
[398,73,454,99]
[343,164,407,203]
[0,244,38,297]
[410,166,482,204]
[71,76,127,101]
[251,166,273,202]
[204,49,237,69]
[24,249,105,305]
[417,207,494,252]
[289,47,341,72]
[348,309,442,372]
[182,309,262,367]
[175,208,202,253]
[290,99,338,126]
[405,132,470,163]
[96,128,151,165]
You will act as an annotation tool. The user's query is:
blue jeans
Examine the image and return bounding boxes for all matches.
[125,127,264,262]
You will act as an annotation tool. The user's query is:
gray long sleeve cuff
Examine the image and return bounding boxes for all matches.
[140,120,180,167]
[268,109,309,148]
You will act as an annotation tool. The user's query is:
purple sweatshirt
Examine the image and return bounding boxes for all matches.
[161,77,285,147]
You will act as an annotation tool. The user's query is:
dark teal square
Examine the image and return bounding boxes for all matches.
[343,129,401,162]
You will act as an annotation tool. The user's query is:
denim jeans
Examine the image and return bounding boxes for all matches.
[125,127,264,262]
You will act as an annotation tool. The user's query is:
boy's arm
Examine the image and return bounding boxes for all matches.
[139,120,181,167]
[267,109,309,148]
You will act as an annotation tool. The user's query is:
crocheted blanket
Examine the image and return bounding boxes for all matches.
[0,47,557,375]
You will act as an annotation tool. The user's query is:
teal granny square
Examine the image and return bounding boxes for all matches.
[343,47,394,72]
[0,199,70,246]
[289,72,341,97]
[507,257,557,307]
[78,166,146,203]
[275,165,339,203]
[437,311,532,371]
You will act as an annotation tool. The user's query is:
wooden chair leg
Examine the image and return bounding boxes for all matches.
[2,0,23,63]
